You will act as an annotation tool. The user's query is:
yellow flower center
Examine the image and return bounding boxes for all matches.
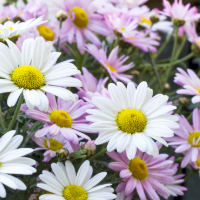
[11,65,45,90]
[197,88,200,94]
[37,25,55,41]
[105,62,117,72]
[187,131,200,147]
[129,157,148,180]
[70,7,89,28]
[196,158,200,167]
[50,110,73,128]
[140,17,152,26]
[116,108,147,134]
[63,185,88,200]
[121,27,126,31]
[44,138,63,151]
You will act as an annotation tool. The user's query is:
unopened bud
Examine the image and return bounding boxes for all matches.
[131,70,140,76]
[172,18,185,27]
[56,149,69,161]
[150,15,159,25]
[191,43,200,56]
[179,97,189,105]
[82,140,96,157]
[164,83,171,91]
[0,16,11,24]
[56,10,68,22]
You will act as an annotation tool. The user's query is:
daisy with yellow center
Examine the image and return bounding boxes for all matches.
[0,36,82,112]
[107,147,184,200]
[86,44,134,84]
[21,93,94,144]
[37,25,55,41]
[87,81,178,159]
[167,108,200,168]
[37,160,116,200]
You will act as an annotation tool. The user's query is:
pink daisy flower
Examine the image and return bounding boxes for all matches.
[174,68,200,104]
[166,108,200,168]
[160,0,200,25]
[74,67,108,100]
[56,0,112,54]
[124,30,160,53]
[86,44,134,83]
[21,93,94,144]
[32,133,79,162]
[107,149,178,200]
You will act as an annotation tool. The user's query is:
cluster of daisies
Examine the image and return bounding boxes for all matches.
[0,0,200,199]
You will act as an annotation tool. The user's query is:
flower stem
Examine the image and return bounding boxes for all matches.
[7,94,24,132]
[56,20,63,51]
[0,94,5,134]
[184,170,194,181]
[174,35,187,60]
[88,148,107,162]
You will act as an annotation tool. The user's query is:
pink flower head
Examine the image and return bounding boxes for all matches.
[86,44,134,84]
[166,108,200,168]
[56,0,112,54]
[32,133,79,162]
[107,148,185,200]
[111,0,149,8]
[174,68,200,104]
[21,93,95,144]
[74,67,108,100]
[160,0,200,24]
[124,30,160,53]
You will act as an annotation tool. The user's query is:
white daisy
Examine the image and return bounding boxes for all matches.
[37,160,116,200]
[0,36,82,112]
[0,130,36,198]
[86,82,179,159]
[0,16,46,42]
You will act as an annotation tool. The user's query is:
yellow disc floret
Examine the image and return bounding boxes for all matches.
[63,185,88,200]
[70,7,89,28]
[196,158,200,167]
[50,110,73,128]
[105,62,117,72]
[116,108,147,134]
[187,131,200,147]
[11,65,45,89]
[129,157,148,180]
[140,17,152,26]
[197,88,200,94]
[37,25,55,41]
[44,139,63,151]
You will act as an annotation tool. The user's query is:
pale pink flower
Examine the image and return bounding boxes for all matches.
[111,0,148,8]
[86,44,134,83]
[174,68,200,104]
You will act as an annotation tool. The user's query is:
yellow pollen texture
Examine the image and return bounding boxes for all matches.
[140,17,152,26]
[116,108,147,134]
[105,62,117,72]
[196,158,200,167]
[197,88,200,94]
[37,25,55,41]
[44,139,63,151]
[70,7,89,28]
[129,157,148,180]
[11,65,45,89]
[50,110,73,128]
[63,185,88,200]
[187,131,200,147]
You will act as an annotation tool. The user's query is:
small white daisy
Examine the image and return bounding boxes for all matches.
[86,82,179,159]
[0,36,82,112]
[37,160,116,200]
[0,16,46,42]
[0,130,36,198]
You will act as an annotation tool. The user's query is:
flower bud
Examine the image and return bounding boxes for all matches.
[150,15,159,25]
[191,43,200,56]
[56,10,68,22]
[56,149,69,161]
[164,83,171,91]
[82,140,96,157]
[131,70,140,76]
[179,97,189,105]
[172,18,185,27]
[0,16,11,25]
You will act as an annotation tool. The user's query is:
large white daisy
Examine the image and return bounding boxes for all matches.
[0,130,36,198]
[0,16,46,42]
[37,160,116,200]
[86,82,179,159]
[0,36,82,112]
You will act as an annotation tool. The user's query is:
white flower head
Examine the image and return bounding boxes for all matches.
[0,36,82,112]
[37,160,116,200]
[87,81,179,159]
[0,16,46,42]
[0,130,36,198]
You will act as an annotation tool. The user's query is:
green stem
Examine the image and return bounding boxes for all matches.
[88,148,107,162]
[174,36,187,60]
[155,34,172,60]
[0,94,5,134]
[184,170,194,181]
[7,94,24,132]
[163,27,179,86]
[56,20,63,51]
[149,53,161,91]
